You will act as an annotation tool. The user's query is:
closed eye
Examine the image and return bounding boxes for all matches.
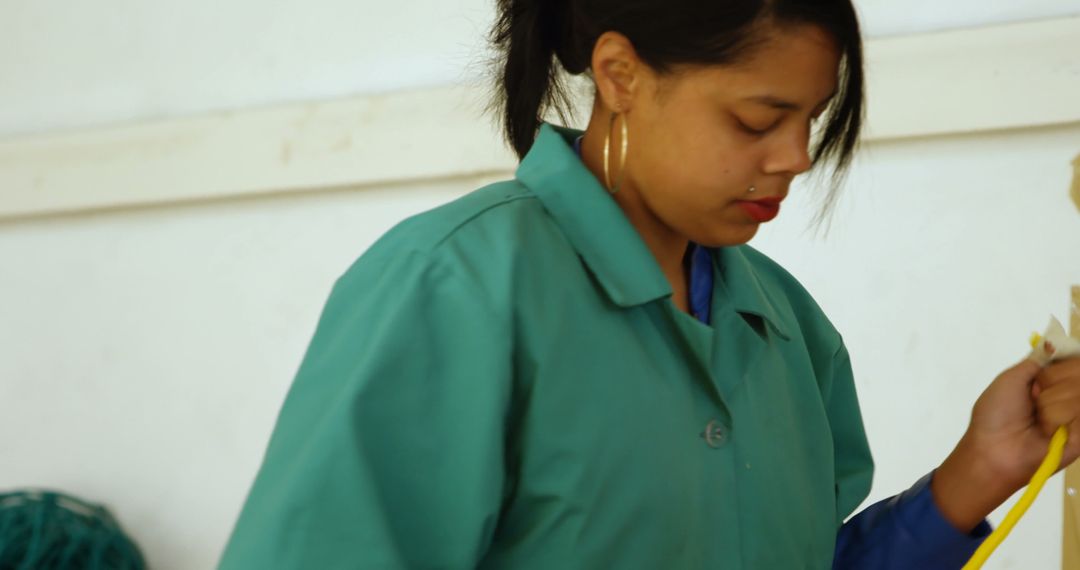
[737,120,776,136]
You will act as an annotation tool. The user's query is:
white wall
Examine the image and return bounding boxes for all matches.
[854,0,1080,36]
[2,0,1077,138]
[3,121,1077,570]
[2,2,1079,569]
[0,0,493,138]
[0,179,478,569]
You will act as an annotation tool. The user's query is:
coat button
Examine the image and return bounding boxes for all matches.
[701,420,727,448]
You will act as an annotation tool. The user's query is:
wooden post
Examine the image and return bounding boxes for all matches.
[1064,286,1080,569]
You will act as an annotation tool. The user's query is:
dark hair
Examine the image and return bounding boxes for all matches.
[487,0,865,209]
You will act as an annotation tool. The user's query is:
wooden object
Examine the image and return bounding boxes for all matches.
[1065,285,1080,569]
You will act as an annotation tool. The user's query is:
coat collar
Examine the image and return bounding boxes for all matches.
[515,122,790,339]
[715,247,792,340]
[516,123,672,307]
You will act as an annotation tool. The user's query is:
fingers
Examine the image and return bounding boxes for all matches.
[1036,361,1080,438]
[998,359,1042,393]
[1036,358,1080,390]
[1038,390,1080,438]
[1011,358,1043,379]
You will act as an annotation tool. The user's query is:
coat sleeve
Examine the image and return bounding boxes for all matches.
[825,343,875,526]
[219,249,512,569]
[833,473,992,569]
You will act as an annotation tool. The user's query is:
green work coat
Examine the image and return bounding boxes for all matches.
[219,122,874,569]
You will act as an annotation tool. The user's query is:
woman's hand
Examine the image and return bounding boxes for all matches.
[931,358,1080,532]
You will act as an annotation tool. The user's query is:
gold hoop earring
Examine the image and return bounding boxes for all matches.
[603,111,628,194]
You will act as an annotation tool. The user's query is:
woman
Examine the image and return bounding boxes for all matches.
[220,0,1080,568]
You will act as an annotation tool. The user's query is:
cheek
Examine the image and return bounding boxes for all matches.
[661,124,754,191]
[631,144,766,247]
[626,111,758,222]
[654,142,754,204]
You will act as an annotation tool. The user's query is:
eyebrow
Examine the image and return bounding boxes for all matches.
[743,92,837,111]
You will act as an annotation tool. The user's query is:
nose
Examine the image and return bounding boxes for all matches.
[764,126,813,176]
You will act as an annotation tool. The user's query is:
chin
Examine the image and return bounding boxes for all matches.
[693,223,759,248]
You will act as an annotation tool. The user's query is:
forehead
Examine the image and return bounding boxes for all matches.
[663,24,841,105]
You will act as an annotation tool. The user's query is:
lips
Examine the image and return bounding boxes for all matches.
[736,197,783,223]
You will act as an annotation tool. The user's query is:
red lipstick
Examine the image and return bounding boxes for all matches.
[736,197,783,223]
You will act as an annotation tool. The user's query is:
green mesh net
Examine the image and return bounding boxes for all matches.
[0,490,146,570]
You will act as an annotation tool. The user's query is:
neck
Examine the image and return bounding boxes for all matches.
[577,119,690,309]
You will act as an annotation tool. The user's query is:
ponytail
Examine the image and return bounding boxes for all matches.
[489,0,576,159]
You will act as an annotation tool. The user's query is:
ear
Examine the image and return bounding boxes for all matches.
[591,31,646,114]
